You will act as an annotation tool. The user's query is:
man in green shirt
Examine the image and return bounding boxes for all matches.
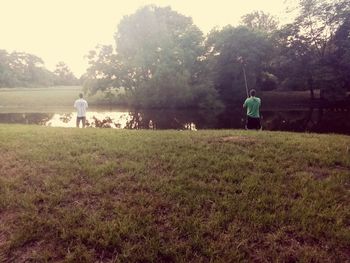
[243,89,261,130]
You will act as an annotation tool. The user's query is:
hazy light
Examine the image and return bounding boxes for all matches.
[0,0,291,76]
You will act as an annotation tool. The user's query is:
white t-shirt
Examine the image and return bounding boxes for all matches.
[74,98,88,117]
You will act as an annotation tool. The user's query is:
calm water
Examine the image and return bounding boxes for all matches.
[0,107,349,135]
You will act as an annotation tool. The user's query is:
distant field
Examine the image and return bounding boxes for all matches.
[0,86,122,112]
[0,86,82,108]
[0,126,349,262]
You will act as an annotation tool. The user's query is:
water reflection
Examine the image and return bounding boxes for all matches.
[124,109,211,130]
[262,108,350,134]
[59,113,72,123]
[0,107,349,134]
[0,113,53,125]
[45,112,131,128]
[90,116,118,128]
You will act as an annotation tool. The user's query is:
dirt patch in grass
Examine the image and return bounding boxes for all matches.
[307,167,330,180]
[0,151,55,182]
[222,136,257,142]
[5,240,60,263]
[0,211,18,261]
[306,166,349,180]
[259,227,350,262]
[0,231,8,258]
[0,152,26,179]
[219,136,259,146]
[206,136,259,145]
[334,165,350,173]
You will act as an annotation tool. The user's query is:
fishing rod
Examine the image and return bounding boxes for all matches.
[237,56,249,98]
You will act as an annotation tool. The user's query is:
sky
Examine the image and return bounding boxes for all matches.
[0,0,293,76]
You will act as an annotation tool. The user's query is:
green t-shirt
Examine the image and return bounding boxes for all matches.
[243,96,261,118]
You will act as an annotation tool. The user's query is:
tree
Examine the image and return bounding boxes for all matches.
[85,5,221,109]
[9,52,44,86]
[277,0,350,99]
[0,51,54,87]
[241,11,279,34]
[328,12,350,93]
[83,45,121,94]
[205,26,274,106]
[272,25,315,92]
[0,50,16,87]
[53,62,78,86]
[116,5,221,108]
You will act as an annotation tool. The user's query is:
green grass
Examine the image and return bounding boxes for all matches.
[0,86,122,112]
[0,125,349,262]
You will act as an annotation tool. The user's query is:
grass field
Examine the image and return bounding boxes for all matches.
[0,86,122,112]
[0,125,349,262]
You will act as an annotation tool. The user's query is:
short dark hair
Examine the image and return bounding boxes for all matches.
[250,89,256,97]
[79,93,83,98]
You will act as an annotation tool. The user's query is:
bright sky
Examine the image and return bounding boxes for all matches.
[0,0,292,77]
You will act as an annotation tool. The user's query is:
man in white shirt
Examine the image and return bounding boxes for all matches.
[74,93,88,128]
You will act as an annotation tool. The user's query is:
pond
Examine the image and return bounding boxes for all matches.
[0,107,349,135]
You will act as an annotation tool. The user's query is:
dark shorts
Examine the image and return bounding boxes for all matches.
[246,116,261,130]
[76,116,86,127]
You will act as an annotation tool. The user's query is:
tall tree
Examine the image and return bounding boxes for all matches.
[115,5,220,108]
[53,61,78,86]
[0,50,15,87]
[328,12,350,93]
[277,0,350,99]
[85,5,221,109]
[83,45,121,94]
[205,26,274,106]
[9,52,45,86]
[241,11,279,34]
[0,51,54,87]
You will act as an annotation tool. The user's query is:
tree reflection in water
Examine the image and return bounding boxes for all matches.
[90,116,116,128]
[125,108,224,130]
[261,107,350,134]
[59,113,73,123]
[0,113,53,125]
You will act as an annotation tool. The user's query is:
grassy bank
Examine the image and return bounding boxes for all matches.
[0,125,349,262]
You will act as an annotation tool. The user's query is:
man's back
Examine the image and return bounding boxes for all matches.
[244,96,261,118]
[74,98,88,117]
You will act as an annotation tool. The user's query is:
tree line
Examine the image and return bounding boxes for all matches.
[83,0,350,109]
[0,51,78,87]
